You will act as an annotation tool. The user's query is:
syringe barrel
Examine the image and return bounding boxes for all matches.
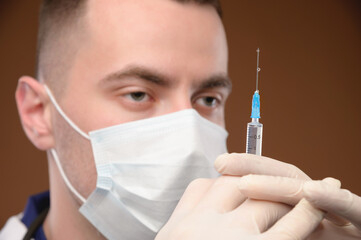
[246,119,263,155]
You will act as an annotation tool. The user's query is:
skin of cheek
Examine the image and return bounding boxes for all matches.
[51,104,98,199]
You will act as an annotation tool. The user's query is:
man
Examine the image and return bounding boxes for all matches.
[1,0,360,239]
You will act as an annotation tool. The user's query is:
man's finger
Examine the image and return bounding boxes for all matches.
[233,198,291,233]
[215,153,310,180]
[238,174,305,205]
[238,175,348,226]
[196,176,247,213]
[304,180,361,229]
[261,199,324,240]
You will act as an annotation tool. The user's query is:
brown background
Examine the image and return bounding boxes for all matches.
[1,0,360,227]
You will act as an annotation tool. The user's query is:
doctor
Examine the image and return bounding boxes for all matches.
[1,0,360,239]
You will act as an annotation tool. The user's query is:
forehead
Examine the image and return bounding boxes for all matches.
[86,0,223,44]
[68,0,228,90]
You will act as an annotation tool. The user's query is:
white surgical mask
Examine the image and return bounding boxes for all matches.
[45,85,228,240]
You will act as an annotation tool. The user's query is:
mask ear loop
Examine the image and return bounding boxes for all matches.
[50,149,86,203]
[44,85,88,203]
[44,85,90,140]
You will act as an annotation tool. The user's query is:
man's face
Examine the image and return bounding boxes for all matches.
[51,0,229,198]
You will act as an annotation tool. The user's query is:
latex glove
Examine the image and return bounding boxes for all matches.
[156,176,325,240]
[214,153,361,239]
[214,153,311,181]
[238,175,361,239]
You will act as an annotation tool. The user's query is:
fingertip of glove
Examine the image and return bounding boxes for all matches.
[304,177,341,193]
[214,153,229,172]
[303,179,340,203]
[214,152,256,174]
[322,177,341,188]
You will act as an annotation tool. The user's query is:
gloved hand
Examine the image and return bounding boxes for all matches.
[156,175,325,240]
[215,153,361,239]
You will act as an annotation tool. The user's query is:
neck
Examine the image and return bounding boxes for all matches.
[44,152,105,240]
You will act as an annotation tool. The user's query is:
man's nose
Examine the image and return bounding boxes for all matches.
[164,93,193,114]
[172,99,193,112]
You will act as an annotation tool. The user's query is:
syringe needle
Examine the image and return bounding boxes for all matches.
[247,48,263,156]
[256,48,261,91]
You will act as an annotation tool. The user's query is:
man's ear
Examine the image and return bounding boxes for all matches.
[15,76,55,150]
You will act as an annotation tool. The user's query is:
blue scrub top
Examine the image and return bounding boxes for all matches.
[21,191,49,240]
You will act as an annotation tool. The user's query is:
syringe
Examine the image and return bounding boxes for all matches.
[246,48,263,155]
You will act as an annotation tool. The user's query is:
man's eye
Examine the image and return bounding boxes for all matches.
[198,96,218,107]
[126,92,149,102]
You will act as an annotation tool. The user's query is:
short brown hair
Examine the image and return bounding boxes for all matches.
[36,0,86,80]
[36,0,223,88]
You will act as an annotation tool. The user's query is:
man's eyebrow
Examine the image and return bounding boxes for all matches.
[100,65,171,87]
[100,65,232,91]
[197,74,232,92]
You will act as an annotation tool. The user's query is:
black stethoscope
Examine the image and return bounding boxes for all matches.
[23,207,49,240]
